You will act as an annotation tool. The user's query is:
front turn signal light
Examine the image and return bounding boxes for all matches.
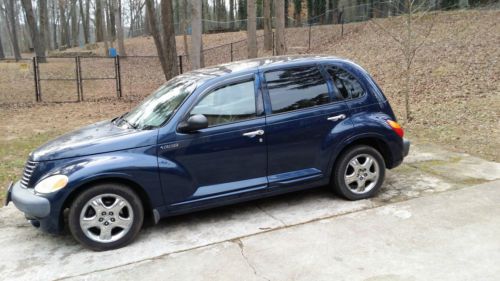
[34,175,69,194]
[387,120,404,138]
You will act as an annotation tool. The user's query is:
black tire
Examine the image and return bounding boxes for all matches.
[332,145,385,200]
[68,183,144,251]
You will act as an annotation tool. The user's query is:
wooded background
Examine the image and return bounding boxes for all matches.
[0,0,490,60]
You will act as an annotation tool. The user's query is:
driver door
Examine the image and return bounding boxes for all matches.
[158,74,268,208]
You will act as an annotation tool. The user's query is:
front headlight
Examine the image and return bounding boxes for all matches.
[34,175,69,194]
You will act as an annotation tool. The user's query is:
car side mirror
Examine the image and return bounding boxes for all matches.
[178,114,208,133]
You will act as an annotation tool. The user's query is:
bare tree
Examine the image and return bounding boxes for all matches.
[102,0,110,52]
[95,0,104,42]
[51,0,58,49]
[144,0,151,35]
[0,32,5,59]
[21,0,47,61]
[293,0,301,26]
[229,0,235,30]
[160,0,178,77]
[190,0,203,69]
[274,0,286,55]
[247,0,257,58]
[105,0,114,46]
[181,0,188,59]
[263,0,272,51]
[146,0,178,80]
[39,0,50,50]
[6,0,21,60]
[114,0,126,55]
[70,0,78,47]
[79,0,90,44]
[370,0,434,122]
[59,0,69,47]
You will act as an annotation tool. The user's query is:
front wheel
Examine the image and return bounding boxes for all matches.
[68,183,144,251]
[332,145,385,200]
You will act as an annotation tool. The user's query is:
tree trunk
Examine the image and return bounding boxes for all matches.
[102,0,110,52]
[70,0,78,47]
[79,0,89,44]
[108,0,116,40]
[146,0,171,80]
[190,0,203,69]
[144,2,151,35]
[181,0,189,59]
[21,0,47,61]
[59,0,69,47]
[0,33,5,59]
[325,0,330,23]
[105,0,114,46]
[275,0,286,55]
[263,0,272,51]
[39,0,50,50]
[294,0,302,26]
[161,0,178,78]
[7,0,21,60]
[114,0,126,55]
[96,0,103,42]
[52,0,58,49]
[229,0,235,30]
[247,0,257,58]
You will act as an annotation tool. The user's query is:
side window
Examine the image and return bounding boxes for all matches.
[326,66,364,100]
[190,80,256,127]
[265,66,330,114]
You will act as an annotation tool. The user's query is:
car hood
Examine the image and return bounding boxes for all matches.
[30,120,158,161]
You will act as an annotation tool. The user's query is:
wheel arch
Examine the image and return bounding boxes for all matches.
[329,134,395,180]
[61,176,154,226]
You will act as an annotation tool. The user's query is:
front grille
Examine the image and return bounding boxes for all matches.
[21,161,38,188]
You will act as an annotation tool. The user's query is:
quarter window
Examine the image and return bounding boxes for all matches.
[190,80,256,127]
[265,66,330,114]
[326,66,364,100]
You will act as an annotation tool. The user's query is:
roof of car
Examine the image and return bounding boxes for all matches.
[180,55,350,81]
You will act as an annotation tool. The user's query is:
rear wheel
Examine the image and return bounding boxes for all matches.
[68,183,144,251]
[332,145,385,200]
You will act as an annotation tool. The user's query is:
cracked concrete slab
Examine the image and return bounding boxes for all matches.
[0,144,498,280]
[67,241,264,281]
[236,180,500,281]
[64,180,500,281]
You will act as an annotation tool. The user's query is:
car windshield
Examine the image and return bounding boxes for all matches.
[118,76,197,130]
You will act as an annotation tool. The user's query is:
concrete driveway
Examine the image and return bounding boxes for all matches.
[1,143,499,281]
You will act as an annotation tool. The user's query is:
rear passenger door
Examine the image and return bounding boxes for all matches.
[262,65,352,188]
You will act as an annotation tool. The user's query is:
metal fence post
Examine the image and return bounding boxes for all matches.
[33,57,40,102]
[115,55,122,98]
[341,7,344,37]
[179,55,183,74]
[77,56,84,100]
[308,23,312,50]
[272,31,275,56]
[230,43,233,62]
[75,56,81,101]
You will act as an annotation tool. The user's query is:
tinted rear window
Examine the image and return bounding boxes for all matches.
[265,66,330,114]
[326,66,364,100]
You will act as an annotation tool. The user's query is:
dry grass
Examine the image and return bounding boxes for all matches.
[0,9,498,202]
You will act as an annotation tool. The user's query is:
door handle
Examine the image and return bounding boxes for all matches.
[243,129,265,138]
[327,114,346,122]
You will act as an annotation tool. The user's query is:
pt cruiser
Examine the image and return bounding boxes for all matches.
[6,56,410,251]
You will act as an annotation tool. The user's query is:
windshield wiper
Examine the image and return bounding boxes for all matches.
[114,112,137,129]
[122,118,138,129]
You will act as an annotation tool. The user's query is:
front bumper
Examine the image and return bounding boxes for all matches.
[403,138,410,157]
[6,181,51,219]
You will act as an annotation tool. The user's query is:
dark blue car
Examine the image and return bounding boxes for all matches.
[6,56,409,250]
